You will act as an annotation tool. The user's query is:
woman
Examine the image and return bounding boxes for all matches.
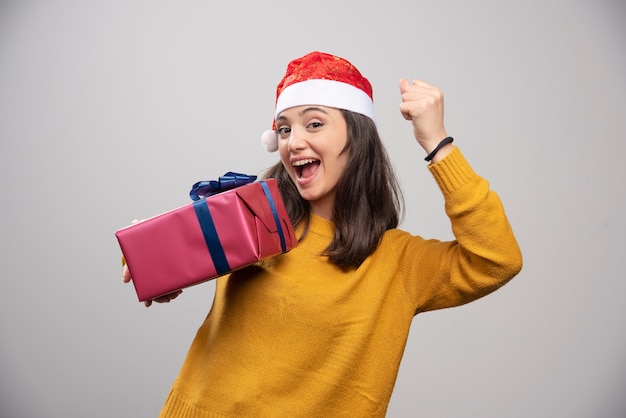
[124,51,522,417]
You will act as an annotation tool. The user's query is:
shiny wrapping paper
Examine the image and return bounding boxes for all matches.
[115,179,297,302]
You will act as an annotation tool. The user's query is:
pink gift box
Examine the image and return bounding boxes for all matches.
[115,179,297,302]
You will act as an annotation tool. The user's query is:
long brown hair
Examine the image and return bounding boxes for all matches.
[263,110,404,270]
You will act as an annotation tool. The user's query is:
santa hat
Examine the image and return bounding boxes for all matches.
[261,51,375,152]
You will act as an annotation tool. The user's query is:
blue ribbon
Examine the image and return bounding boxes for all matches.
[189,172,257,201]
[260,180,287,253]
[193,199,231,275]
[190,174,288,275]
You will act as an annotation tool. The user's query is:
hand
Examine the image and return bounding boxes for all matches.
[399,78,451,161]
[121,219,183,307]
[122,258,183,307]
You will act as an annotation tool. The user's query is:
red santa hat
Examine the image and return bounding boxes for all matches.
[261,51,375,152]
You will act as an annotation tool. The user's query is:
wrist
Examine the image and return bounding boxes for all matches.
[424,136,454,163]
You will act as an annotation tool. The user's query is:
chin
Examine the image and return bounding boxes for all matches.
[296,188,318,203]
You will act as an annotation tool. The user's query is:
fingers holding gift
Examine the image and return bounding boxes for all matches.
[121,254,183,307]
[144,290,183,307]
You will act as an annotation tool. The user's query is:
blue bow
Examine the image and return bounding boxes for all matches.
[189,172,257,201]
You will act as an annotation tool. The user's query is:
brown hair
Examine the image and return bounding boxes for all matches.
[263,110,404,270]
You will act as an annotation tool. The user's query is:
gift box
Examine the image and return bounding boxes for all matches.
[115,177,297,302]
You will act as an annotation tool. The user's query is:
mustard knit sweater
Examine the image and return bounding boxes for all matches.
[159,148,522,418]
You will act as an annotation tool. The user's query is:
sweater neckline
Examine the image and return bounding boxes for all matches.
[300,214,335,239]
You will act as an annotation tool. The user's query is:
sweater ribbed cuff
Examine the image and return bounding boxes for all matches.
[427,147,477,196]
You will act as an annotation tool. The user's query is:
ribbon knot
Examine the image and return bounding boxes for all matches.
[190,172,257,201]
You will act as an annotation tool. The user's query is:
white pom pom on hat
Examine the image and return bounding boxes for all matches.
[260,51,376,152]
[261,129,278,152]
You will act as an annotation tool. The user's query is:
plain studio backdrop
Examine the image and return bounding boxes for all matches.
[1,1,624,417]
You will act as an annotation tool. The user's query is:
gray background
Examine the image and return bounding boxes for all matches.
[1,0,625,417]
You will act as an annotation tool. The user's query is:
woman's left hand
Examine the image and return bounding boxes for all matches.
[399,78,451,161]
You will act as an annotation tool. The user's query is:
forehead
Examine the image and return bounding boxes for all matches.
[276,105,342,120]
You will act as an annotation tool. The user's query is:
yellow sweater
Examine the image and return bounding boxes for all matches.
[159,148,522,417]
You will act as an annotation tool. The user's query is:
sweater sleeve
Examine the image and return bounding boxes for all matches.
[398,147,523,313]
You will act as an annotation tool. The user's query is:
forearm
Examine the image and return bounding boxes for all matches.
[428,147,523,303]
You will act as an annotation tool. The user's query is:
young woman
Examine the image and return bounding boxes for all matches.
[123,51,522,417]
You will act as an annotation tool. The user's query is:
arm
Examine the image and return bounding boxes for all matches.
[397,79,522,312]
[427,149,522,310]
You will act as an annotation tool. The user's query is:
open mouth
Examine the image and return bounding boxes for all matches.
[292,158,320,179]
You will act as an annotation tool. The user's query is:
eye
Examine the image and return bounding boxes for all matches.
[308,121,323,129]
[277,126,291,139]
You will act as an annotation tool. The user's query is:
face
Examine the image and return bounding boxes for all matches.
[276,105,349,219]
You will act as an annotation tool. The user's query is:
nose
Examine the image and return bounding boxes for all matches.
[287,127,307,152]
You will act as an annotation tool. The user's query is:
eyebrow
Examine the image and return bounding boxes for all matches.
[276,106,330,121]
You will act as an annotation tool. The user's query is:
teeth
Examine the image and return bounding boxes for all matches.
[292,159,317,167]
